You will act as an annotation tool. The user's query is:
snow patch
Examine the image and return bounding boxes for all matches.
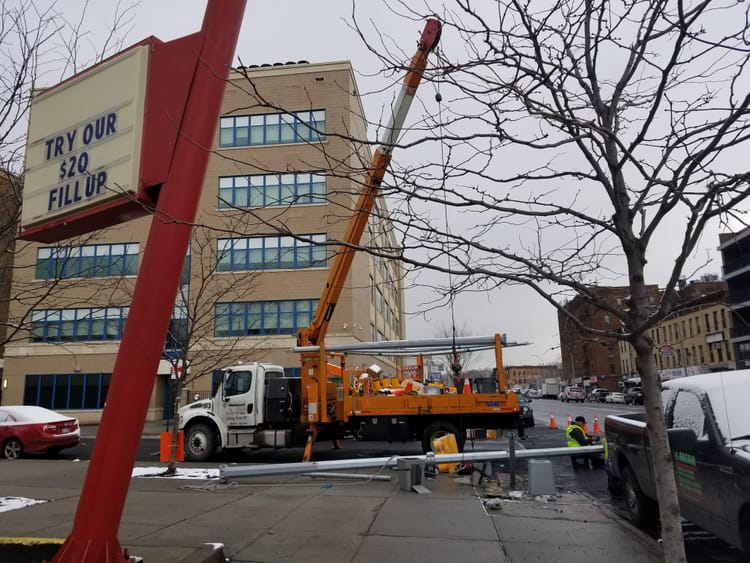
[0,496,48,513]
[131,466,219,480]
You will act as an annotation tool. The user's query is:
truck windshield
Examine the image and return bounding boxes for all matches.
[225,370,252,397]
[706,384,750,444]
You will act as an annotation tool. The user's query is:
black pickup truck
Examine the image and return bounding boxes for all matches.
[604,370,750,553]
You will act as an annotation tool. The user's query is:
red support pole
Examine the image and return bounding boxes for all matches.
[53,2,246,561]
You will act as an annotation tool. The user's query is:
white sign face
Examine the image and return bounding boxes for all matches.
[22,45,149,229]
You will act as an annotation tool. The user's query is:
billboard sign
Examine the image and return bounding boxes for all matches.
[19,34,200,243]
[659,345,676,357]
[22,45,150,231]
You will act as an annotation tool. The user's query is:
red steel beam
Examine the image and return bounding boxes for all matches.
[53,1,246,560]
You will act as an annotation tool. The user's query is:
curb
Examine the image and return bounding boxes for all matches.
[0,538,227,563]
[0,537,63,563]
[576,489,662,550]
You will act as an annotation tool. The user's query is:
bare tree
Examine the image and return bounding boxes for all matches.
[341,2,750,561]
[157,221,267,474]
[435,322,479,388]
[0,1,137,347]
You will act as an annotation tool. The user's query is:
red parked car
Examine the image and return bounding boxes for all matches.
[0,406,80,459]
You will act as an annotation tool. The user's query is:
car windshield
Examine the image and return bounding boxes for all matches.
[706,385,750,443]
[667,373,750,444]
[515,392,527,405]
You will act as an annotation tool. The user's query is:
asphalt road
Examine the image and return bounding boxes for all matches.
[17,404,745,562]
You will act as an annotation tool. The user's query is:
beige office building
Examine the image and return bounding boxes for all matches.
[3,61,405,422]
[618,281,733,379]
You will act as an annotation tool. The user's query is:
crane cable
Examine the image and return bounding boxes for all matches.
[435,78,474,453]
[434,82,461,386]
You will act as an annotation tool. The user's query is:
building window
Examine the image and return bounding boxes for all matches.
[165,305,188,352]
[36,244,138,280]
[214,299,318,337]
[219,110,325,148]
[284,367,301,378]
[217,234,326,271]
[689,318,694,337]
[24,373,111,410]
[218,172,326,209]
[30,307,129,342]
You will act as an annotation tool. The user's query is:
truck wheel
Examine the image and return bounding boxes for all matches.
[739,506,750,554]
[422,421,464,453]
[607,471,623,496]
[184,423,217,462]
[623,466,656,528]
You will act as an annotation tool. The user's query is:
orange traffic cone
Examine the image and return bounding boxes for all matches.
[463,375,472,395]
[549,413,558,429]
[567,413,572,426]
[593,415,601,435]
[583,423,590,434]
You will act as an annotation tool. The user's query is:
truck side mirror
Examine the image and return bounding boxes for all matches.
[668,427,698,452]
[221,372,230,402]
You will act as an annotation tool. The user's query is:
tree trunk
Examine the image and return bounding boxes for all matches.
[634,337,686,563]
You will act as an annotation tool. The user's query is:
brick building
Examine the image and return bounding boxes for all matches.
[618,280,733,379]
[504,364,562,390]
[558,285,659,390]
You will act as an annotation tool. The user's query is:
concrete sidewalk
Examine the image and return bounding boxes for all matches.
[0,451,664,562]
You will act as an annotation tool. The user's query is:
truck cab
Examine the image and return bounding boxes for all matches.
[605,370,750,553]
[179,363,303,461]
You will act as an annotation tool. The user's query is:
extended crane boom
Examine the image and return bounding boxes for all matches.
[296,20,441,447]
[297,18,441,350]
[179,24,520,465]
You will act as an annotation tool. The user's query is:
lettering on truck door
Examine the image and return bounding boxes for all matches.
[669,389,728,532]
[218,369,257,427]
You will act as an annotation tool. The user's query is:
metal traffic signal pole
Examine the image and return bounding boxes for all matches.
[53,1,246,561]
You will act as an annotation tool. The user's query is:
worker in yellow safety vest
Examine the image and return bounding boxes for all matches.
[566,416,604,469]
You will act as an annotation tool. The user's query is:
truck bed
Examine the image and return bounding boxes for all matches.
[342,392,519,430]
[346,392,514,415]
[605,411,655,500]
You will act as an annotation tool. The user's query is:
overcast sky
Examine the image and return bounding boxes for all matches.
[39,0,735,369]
